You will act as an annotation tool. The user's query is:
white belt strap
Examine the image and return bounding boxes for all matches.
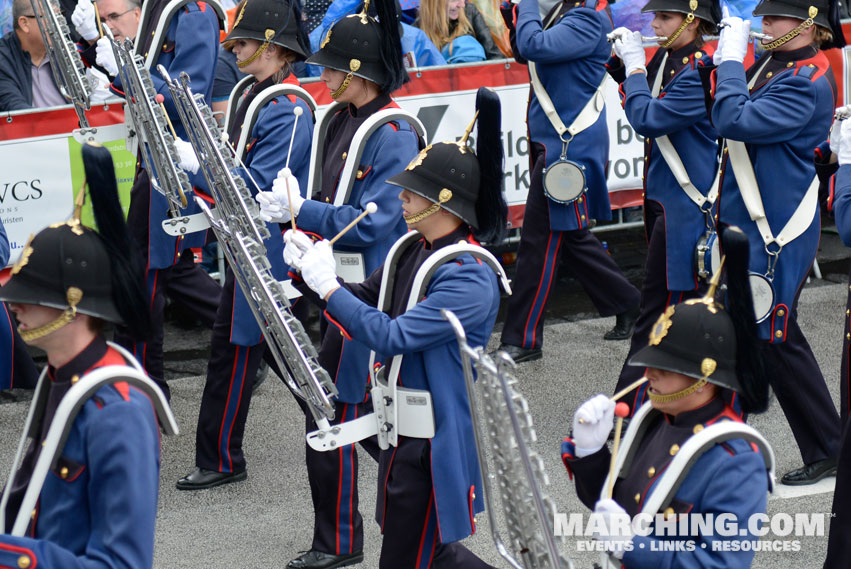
[529,62,606,139]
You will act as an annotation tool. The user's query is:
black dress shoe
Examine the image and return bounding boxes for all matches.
[175,467,247,491]
[496,343,542,363]
[780,458,837,486]
[286,549,364,569]
[604,305,640,341]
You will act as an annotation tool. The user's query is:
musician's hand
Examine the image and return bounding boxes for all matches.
[95,37,118,76]
[300,240,339,299]
[283,229,314,270]
[72,0,99,41]
[717,16,750,64]
[838,119,851,166]
[86,67,112,103]
[256,168,304,223]
[591,499,633,560]
[174,138,200,174]
[572,394,614,457]
[613,31,645,75]
[608,26,631,42]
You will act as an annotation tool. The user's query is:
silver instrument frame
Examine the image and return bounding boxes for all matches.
[445,310,573,569]
[159,68,338,428]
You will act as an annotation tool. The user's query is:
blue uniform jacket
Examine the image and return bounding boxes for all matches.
[620,47,718,291]
[323,254,500,544]
[832,165,851,245]
[0,344,161,569]
[111,2,220,269]
[195,80,314,346]
[296,117,418,275]
[514,0,614,231]
[711,51,834,341]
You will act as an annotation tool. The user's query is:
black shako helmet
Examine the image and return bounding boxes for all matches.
[386,87,507,244]
[629,226,770,414]
[225,0,311,62]
[306,0,408,95]
[0,143,150,340]
[753,0,845,49]
[641,0,722,25]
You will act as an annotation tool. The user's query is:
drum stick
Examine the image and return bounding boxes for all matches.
[606,403,631,499]
[94,6,104,38]
[577,377,647,424]
[329,202,377,245]
[283,106,304,231]
[155,94,178,139]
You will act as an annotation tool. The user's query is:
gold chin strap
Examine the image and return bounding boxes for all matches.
[762,6,817,50]
[330,59,361,99]
[661,0,697,48]
[648,357,717,403]
[404,189,453,224]
[19,287,84,342]
[237,29,275,68]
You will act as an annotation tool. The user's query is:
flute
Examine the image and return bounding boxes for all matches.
[607,31,668,44]
[716,22,773,41]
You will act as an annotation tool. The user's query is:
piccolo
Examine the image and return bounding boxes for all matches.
[716,23,773,41]
[607,31,667,43]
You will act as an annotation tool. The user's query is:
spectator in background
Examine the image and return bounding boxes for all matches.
[0,0,64,111]
[417,0,502,61]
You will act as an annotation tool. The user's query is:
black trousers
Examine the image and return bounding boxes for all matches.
[375,438,495,569]
[500,147,639,350]
[840,267,851,425]
[824,418,851,568]
[614,200,702,411]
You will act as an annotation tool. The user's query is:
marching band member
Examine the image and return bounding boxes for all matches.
[607,0,720,412]
[174,0,315,490]
[285,87,507,569]
[73,0,225,400]
[0,143,170,569]
[0,219,38,391]
[497,0,641,363]
[563,226,774,568]
[710,0,844,484]
[255,0,422,565]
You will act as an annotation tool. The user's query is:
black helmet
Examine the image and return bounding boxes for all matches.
[306,0,408,94]
[387,88,507,244]
[225,0,311,61]
[753,0,845,48]
[0,143,150,338]
[641,0,722,25]
[629,226,769,414]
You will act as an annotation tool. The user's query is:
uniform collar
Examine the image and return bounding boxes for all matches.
[666,39,701,60]
[425,224,473,250]
[769,43,819,63]
[48,336,108,385]
[664,395,726,427]
[348,92,392,118]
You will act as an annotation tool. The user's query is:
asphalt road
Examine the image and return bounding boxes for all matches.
[0,226,848,569]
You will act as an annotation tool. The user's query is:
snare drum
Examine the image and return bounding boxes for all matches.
[748,272,775,323]
[542,158,587,204]
[694,230,720,281]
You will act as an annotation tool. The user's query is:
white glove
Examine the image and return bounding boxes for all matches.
[591,499,633,560]
[717,16,750,64]
[174,138,200,174]
[95,37,118,76]
[72,0,99,41]
[86,67,112,103]
[838,119,851,166]
[614,31,646,75]
[572,394,615,457]
[608,26,632,42]
[282,229,314,271]
[256,167,304,223]
[300,240,339,298]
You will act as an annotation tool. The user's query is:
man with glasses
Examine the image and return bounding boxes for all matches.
[0,0,63,110]
[72,0,140,45]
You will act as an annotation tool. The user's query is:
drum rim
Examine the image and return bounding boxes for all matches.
[542,159,587,204]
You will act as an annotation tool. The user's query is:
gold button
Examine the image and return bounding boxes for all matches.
[670,444,679,456]
[766,72,773,78]
[775,330,783,338]
[580,215,586,221]
[693,424,704,434]
[694,51,702,58]
[325,197,330,203]
[574,1,580,5]
[634,493,641,503]
[30,509,36,519]
[846,309,849,316]
[809,63,815,67]
[670,69,675,76]
[846,333,850,340]
[577,197,584,203]
[163,43,168,50]
[60,467,68,479]
[648,466,656,477]
[664,507,675,520]
[18,556,30,569]
[787,62,794,67]
[472,492,476,500]
[724,147,728,154]
[356,170,363,178]
[777,309,785,316]
[341,152,347,159]
[71,374,80,384]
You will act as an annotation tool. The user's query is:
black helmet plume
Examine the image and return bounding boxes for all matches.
[473,87,507,244]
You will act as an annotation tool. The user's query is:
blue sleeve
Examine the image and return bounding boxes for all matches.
[624,450,768,569]
[514,0,603,63]
[0,220,8,266]
[834,165,851,246]
[624,68,708,138]
[0,400,160,569]
[325,262,496,355]
[212,47,244,102]
[711,61,817,144]
[296,125,418,246]
[402,24,447,67]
